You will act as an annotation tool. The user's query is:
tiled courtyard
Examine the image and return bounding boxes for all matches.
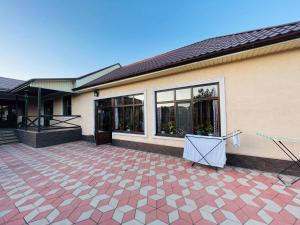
[0,142,299,225]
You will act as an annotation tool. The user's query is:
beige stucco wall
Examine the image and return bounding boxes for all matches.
[72,92,94,135]
[53,97,62,115]
[27,98,38,116]
[73,48,300,160]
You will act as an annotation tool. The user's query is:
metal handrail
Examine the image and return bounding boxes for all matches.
[18,115,81,131]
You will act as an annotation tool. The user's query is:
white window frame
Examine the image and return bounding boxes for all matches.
[151,77,226,140]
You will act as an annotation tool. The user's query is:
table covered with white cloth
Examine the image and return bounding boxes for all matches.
[183,134,226,168]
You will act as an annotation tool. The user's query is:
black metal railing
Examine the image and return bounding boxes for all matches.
[18,115,81,131]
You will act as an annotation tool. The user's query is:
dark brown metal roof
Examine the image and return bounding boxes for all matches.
[0,77,25,92]
[75,21,300,90]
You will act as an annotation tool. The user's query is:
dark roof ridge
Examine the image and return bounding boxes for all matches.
[75,20,300,90]
[121,20,300,69]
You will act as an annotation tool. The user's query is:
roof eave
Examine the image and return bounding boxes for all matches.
[74,37,300,93]
[74,31,300,92]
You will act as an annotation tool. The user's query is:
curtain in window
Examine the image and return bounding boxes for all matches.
[213,100,219,135]
[114,107,119,130]
[176,102,192,135]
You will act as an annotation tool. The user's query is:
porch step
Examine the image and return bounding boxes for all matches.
[0,130,19,145]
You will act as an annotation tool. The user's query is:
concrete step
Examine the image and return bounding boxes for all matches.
[0,133,17,137]
[0,139,19,145]
[0,129,19,145]
[0,135,18,140]
[0,131,16,135]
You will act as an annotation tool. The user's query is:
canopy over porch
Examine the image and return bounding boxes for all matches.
[10,79,81,132]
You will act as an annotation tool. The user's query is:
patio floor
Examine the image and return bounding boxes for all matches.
[0,142,299,225]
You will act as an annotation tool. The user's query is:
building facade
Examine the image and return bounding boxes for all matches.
[2,21,300,174]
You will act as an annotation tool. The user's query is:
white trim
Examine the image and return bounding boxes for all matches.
[152,135,184,141]
[93,89,146,100]
[93,89,148,137]
[151,77,227,139]
[112,132,147,138]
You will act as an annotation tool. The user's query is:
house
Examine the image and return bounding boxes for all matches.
[2,64,120,146]
[2,20,300,174]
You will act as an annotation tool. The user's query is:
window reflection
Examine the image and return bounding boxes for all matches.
[193,85,218,99]
[134,94,144,104]
[176,88,191,100]
[156,103,175,135]
[97,93,144,134]
[134,106,144,132]
[156,83,220,137]
[176,102,192,135]
[156,90,174,102]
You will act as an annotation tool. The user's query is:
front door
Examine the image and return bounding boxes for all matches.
[44,100,53,127]
[95,105,112,145]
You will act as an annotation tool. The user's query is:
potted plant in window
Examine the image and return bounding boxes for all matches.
[195,124,206,135]
[205,122,214,136]
[125,123,132,132]
[161,124,169,135]
[168,121,176,135]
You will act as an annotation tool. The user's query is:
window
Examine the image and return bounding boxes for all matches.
[96,93,144,134]
[63,95,72,116]
[0,105,8,121]
[156,83,220,137]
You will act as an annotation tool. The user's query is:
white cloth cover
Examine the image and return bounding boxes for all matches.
[232,131,241,147]
[183,134,226,168]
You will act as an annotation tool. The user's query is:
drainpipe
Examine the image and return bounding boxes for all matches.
[37,88,41,132]
[24,92,28,130]
[15,95,18,128]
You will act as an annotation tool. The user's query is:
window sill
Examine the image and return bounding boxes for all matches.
[153,134,184,141]
[153,133,221,141]
[112,131,147,138]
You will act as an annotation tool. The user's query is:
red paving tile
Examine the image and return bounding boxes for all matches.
[0,141,299,224]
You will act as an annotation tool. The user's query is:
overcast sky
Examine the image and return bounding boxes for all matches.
[1,0,300,80]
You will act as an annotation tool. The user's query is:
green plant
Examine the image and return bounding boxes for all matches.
[195,124,206,135]
[205,121,214,134]
[125,122,132,131]
[160,124,167,134]
[168,121,176,134]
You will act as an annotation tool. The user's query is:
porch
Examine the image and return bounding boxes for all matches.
[9,80,83,147]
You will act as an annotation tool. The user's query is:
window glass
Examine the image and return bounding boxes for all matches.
[97,93,144,134]
[176,102,192,135]
[98,98,112,108]
[193,100,220,136]
[134,106,144,132]
[63,95,72,116]
[193,84,218,99]
[97,108,112,131]
[176,88,191,100]
[124,95,134,105]
[134,94,144,105]
[155,83,220,137]
[156,103,175,134]
[0,106,8,121]
[157,90,174,102]
[114,97,123,107]
[113,107,124,131]
[124,106,133,132]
